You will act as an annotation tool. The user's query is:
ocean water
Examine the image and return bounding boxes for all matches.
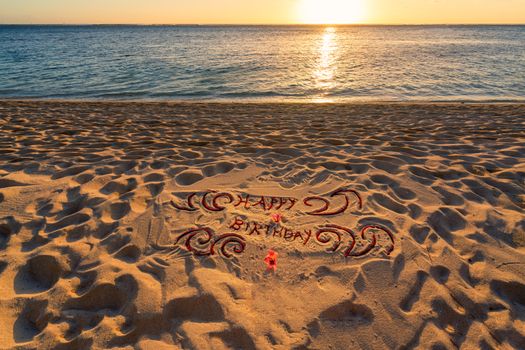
[0,25,524,102]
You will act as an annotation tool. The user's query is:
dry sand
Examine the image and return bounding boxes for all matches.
[0,100,524,349]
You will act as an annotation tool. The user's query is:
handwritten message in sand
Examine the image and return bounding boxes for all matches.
[170,189,363,215]
[166,188,395,258]
[166,188,396,259]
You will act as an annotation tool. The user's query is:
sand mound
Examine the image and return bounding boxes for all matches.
[0,101,524,349]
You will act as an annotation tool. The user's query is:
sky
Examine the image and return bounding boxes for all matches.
[0,0,524,24]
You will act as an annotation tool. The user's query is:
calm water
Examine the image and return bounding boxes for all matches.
[0,25,524,102]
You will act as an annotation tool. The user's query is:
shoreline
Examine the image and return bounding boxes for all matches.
[2,98,525,106]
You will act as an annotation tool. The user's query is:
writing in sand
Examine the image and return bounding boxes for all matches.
[166,187,396,260]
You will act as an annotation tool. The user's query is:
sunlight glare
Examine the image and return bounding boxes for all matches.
[313,27,338,102]
[298,0,366,24]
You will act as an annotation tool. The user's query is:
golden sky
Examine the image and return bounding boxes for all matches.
[1,0,524,24]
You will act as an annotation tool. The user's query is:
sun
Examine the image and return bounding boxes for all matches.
[297,0,366,24]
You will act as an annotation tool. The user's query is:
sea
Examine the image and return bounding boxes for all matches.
[0,25,524,102]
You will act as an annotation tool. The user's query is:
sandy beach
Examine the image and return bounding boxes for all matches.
[0,100,524,349]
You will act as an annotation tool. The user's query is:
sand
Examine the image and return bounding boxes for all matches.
[0,100,524,349]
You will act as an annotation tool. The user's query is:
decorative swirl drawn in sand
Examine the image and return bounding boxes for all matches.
[304,189,362,216]
[354,225,395,256]
[201,191,235,212]
[314,224,395,257]
[174,227,246,258]
[315,224,354,254]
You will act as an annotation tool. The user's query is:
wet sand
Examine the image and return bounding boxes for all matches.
[0,100,524,349]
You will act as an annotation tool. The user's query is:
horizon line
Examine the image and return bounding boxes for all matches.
[1,23,525,26]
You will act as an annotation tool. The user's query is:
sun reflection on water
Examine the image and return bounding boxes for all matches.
[313,27,338,102]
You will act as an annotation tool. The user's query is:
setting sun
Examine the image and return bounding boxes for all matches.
[297,0,366,24]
